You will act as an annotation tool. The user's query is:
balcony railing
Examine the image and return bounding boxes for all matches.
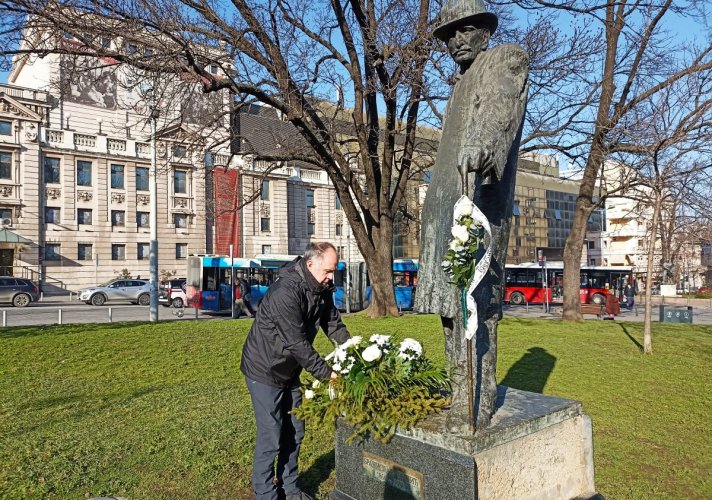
[74,134,97,148]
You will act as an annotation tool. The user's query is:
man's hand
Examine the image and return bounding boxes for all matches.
[330,371,339,381]
[458,146,496,177]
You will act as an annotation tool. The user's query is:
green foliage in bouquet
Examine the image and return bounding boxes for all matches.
[441,197,483,289]
[292,335,450,443]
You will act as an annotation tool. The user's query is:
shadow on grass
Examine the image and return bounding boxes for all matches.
[619,323,643,352]
[300,450,334,498]
[500,347,556,394]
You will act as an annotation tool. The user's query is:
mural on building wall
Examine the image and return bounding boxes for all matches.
[181,91,224,127]
[61,56,118,109]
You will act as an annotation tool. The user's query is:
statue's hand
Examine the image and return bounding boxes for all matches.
[458,146,496,177]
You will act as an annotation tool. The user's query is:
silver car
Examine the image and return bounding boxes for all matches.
[79,279,151,306]
[0,276,40,307]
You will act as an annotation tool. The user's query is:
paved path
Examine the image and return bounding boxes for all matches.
[503,297,712,325]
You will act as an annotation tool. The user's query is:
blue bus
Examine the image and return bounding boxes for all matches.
[186,256,266,312]
[187,254,419,313]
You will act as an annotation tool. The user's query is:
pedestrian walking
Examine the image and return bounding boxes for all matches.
[605,286,621,320]
[624,279,635,310]
[234,277,253,318]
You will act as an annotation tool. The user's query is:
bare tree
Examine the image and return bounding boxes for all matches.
[0,0,443,316]
[492,0,712,320]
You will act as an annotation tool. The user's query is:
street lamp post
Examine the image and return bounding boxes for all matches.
[149,107,160,322]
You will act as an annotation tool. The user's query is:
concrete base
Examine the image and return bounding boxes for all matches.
[331,386,598,500]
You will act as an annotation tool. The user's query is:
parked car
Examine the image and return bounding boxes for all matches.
[79,279,150,306]
[0,276,40,307]
[159,278,187,308]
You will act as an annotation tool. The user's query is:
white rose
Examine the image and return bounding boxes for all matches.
[449,239,464,252]
[312,380,321,389]
[304,389,314,399]
[399,338,423,357]
[451,224,470,243]
[333,363,342,372]
[362,344,382,362]
[453,197,475,220]
[369,334,391,346]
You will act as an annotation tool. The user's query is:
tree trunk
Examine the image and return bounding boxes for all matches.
[362,216,399,317]
[643,191,662,354]
[562,195,594,320]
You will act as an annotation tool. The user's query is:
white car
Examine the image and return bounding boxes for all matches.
[79,279,151,306]
[159,278,187,308]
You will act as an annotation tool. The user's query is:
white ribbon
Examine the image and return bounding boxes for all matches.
[453,195,493,340]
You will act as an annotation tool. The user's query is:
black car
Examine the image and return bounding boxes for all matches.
[0,276,40,307]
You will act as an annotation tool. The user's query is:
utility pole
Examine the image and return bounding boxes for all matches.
[149,107,160,322]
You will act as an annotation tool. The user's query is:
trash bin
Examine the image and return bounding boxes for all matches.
[659,305,693,323]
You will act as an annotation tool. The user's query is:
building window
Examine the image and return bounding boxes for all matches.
[111,244,125,260]
[261,245,272,254]
[261,179,270,201]
[137,243,149,260]
[306,189,315,208]
[335,223,342,236]
[126,42,138,54]
[335,195,341,210]
[338,246,345,259]
[0,208,13,219]
[260,217,270,232]
[45,207,60,224]
[0,121,12,136]
[76,160,92,186]
[176,243,188,259]
[307,222,315,235]
[101,37,111,49]
[44,157,61,184]
[137,211,150,228]
[45,244,61,261]
[77,208,92,225]
[111,164,125,189]
[209,64,218,74]
[111,210,125,226]
[513,200,520,216]
[589,258,597,266]
[173,145,187,159]
[587,240,595,250]
[0,151,11,179]
[174,170,187,194]
[77,244,92,261]
[174,213,188,228]
[136,167,149,191]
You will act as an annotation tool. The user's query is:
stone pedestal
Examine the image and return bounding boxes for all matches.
[331,386,599,500]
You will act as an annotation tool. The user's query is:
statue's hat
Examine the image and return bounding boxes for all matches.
[433,0,498,41]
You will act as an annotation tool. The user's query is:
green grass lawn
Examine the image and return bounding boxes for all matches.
[1,316,710,499]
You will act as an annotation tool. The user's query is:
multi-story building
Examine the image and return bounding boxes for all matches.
[506,153,585,264]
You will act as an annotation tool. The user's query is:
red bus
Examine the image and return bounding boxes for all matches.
[505,262,632,305]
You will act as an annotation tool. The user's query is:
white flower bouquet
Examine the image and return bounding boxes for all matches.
[441,196,483,289]
[293,334,449,443]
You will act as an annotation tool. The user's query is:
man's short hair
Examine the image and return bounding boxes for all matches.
[304,242,337,263]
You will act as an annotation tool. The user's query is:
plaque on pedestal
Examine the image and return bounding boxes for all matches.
[331,386,600,500]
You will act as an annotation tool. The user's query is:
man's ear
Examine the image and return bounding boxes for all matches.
[481,30,491,50]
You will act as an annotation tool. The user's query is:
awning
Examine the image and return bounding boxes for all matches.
[0,229,33,244]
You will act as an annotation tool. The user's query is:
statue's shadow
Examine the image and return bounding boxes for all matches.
[499,347,556,394]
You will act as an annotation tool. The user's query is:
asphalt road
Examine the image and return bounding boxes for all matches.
[3,296,711,328]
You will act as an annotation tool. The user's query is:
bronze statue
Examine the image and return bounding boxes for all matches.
[415,0,529,433]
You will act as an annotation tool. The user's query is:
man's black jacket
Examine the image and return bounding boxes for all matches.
[240,257,350,388]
